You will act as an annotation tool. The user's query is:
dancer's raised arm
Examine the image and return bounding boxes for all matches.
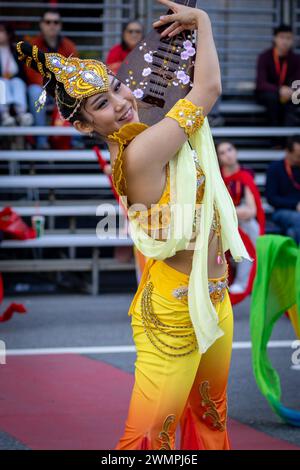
[125,0,222,175]
[154,0,222,114]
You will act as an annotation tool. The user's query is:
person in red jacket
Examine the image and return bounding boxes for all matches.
[217,141,265,298]
[26,9,78,148]
[106,20,144,74]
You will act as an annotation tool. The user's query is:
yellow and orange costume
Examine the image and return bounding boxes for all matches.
[16,42,251,450]
[107,99,243,450]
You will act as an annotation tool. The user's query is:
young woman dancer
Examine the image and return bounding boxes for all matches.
[16,0,251,450]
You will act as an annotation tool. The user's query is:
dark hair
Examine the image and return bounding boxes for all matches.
[15,41,116,130]
[121,19,143,51]
[273,24,293,36]
[40,9,61,21]
[286,135,300,152]
[215,140,237,154]
[0,22,15,46]
[15,41,86,123]
[55,83,84,123]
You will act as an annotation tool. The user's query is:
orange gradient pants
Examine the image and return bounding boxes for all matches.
[115,259,234,450]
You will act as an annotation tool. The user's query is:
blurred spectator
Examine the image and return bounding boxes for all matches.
[256,24,300,127]
[266,135,300,244]
[217,141,263,294]
[106,20,144,74]
[0,23,33,126]
[26,9,78,149]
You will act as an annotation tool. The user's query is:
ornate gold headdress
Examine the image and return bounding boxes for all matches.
[45,53,109,99]
[16,41,110,121]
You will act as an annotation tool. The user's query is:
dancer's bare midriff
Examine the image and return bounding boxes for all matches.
[143,224,227,279]
[163,228,227,279]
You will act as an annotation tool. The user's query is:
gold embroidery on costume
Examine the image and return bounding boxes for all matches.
[108,122,149,197]
[25,57,32,69]
[158,414,176,450]
[16,41,26,61]
[199,381,226,431]
[172,285,189,300]
[172,264,229,305]
[16,41,109,118]
[191,149,206,234]
[140,281,198,358]
[107,117,208,238]
[211,202,224,265]
[32,45,47,78]
[45,53,109,99]
[165,98,204,137]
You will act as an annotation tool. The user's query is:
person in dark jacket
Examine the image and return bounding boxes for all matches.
[0,23,32,126]
[266,135,300,243]
[256,24,300,126]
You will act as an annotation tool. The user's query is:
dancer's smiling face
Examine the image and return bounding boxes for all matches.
[73,75,139,138]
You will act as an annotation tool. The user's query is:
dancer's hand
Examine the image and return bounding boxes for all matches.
[153,0,208,38]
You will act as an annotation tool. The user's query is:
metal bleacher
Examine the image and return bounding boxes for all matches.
[1,0,299,294]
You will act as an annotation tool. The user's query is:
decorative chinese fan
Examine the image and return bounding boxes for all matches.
[117,0,197,126]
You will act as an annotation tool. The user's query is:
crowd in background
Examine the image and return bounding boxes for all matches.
[0,8,299,285]
[0,9,144,148]
[1,9,299,137]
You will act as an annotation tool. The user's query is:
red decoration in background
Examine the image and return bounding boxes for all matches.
[0,207,36,240]
[222,169,266,305]
[0,206,35,322]
[273,47,288,87]
[0,277,27,322]
[49,106,71,150]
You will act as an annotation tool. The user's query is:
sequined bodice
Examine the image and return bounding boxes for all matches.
[108,121,216,236]
[126,149,206,234]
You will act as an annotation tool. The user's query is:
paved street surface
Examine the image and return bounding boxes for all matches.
[0,291,299,450]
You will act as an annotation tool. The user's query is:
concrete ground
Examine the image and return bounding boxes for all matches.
[0,291,299,449]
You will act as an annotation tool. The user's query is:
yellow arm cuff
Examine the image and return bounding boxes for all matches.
[165,98,205,138]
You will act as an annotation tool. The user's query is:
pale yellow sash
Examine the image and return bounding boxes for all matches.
[121,117,252,353]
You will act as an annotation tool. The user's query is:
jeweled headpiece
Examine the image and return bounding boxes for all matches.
[16,41,110,121]
[45,53,109,99]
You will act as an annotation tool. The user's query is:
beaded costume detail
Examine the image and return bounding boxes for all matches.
[158,415,176,450]
[108,100,223,258]
[165,98,205,137]
[199,381,226,431]
[140,264,229,359]
[108,122,149,198]
[140,281,199,358]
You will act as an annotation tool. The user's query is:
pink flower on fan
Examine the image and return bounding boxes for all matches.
[176,70,190,85]
[186,46,196,57]
[144,53,153,63]
[142,67,151,77]
[181,50,189,60]
[133,88,144,99]
[183,40,193,49]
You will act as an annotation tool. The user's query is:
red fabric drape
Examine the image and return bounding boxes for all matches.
[0,207,36,322]
[222,169,266,305]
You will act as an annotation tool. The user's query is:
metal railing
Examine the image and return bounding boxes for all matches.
[292,0,300,52]
[1,0,298,93]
